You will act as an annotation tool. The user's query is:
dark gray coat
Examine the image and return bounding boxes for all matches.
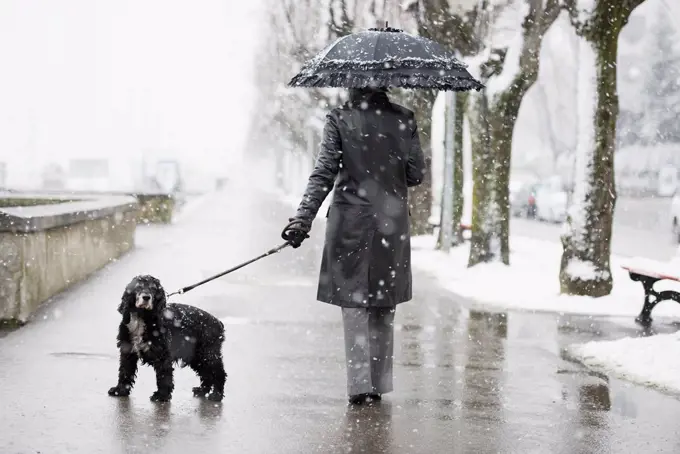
[294,91,425,308]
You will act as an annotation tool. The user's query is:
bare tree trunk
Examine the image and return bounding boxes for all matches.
[436,90,468,247]
[469,90,514,265]
[468,88,497,264]
[560,0,646,296]
[468,0,560,266]
[452,91,467,243]
[409,90,437,235]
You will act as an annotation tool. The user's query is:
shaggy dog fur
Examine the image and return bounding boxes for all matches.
[108,275,227,402]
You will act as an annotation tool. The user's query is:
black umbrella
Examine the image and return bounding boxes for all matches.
[288,25,483,92]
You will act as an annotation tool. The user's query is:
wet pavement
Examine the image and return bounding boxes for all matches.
[2,183,680,453]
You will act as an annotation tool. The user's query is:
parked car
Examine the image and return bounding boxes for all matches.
[535,176,569,223]
[510,181,538,218]
[670,192,680,243]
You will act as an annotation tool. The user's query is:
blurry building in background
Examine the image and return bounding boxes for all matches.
[66,158,112,192]
[40,163,66,190]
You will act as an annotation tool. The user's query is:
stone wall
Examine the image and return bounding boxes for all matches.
[136,194,175,224]
[0,190,179,225]
[0,196,137,323]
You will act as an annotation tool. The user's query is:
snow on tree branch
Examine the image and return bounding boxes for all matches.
[472,0,560,106]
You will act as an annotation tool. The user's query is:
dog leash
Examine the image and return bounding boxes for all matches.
[166,220,306,297]
[166,243,289,297]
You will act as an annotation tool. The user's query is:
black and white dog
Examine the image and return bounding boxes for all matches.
[108,275,227,402]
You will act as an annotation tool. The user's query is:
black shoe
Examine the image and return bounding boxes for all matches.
[349,393,381,405]
[349,393,370,405]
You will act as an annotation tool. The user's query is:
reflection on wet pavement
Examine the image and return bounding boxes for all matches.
[334,402,394,453]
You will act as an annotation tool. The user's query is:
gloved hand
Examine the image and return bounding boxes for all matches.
[281,218,311,248]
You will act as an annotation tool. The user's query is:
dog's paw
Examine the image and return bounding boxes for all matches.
[193,386,210,398]
[207,391,223,402]
[108,385,130,397]
[150,391,172,402]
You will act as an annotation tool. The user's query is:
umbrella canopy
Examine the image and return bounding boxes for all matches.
[288,26,484,92]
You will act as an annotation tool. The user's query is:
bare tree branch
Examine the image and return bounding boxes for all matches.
[281,0,302,46]
[329,0,340,36]
[341,0,353,34]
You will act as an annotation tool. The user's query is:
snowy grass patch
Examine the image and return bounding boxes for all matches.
[411,234,680,319]
[566,332,680,395]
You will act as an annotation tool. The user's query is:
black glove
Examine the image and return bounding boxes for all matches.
[281,218,311,248]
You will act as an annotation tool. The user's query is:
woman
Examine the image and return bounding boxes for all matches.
[282,87,425,405]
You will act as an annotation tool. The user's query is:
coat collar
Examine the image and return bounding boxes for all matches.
[348,89,390,107]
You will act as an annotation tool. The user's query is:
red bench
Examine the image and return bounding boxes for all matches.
[622,265,680,325]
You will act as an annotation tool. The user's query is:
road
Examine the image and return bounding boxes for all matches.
[514,196,677,261]
[2,185,680,453]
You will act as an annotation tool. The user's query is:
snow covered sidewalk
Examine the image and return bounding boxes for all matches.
[412,235,680,395]
[566,333,680,395]
[411,234,680,319]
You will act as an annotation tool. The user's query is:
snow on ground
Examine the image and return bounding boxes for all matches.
[411,234,680,319]
[414,230,680,394]
[567,332,680,395]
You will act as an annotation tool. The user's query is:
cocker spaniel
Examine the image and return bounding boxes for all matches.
[108,275,226,402]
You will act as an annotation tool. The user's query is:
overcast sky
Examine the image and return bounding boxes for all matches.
[0,0,264,174]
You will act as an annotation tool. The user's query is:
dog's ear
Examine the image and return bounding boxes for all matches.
[154,284,167,313]
[118,283,134,314]
[118,285,135,324]
[117,292,126,314]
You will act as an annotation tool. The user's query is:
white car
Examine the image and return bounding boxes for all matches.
[535,176,569,223]
[510,181,539,218]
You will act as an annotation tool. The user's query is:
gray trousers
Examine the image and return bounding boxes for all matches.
[341,307,395,396]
